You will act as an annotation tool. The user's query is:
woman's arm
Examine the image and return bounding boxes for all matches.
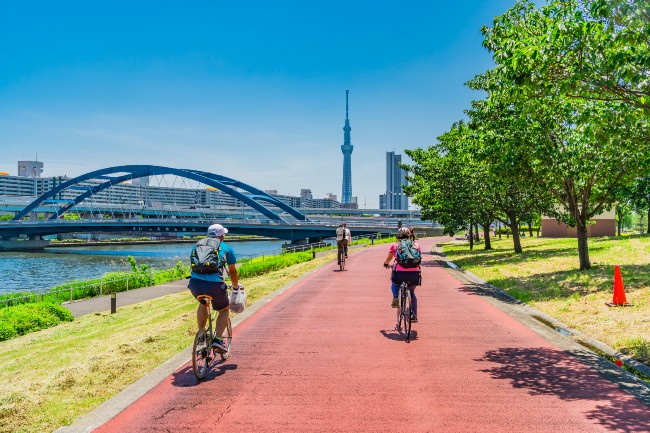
[383,252,394,267]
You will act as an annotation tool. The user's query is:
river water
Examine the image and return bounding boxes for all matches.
[0,240,286,294]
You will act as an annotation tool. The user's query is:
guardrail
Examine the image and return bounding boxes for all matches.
[280,232,395,253]
[282,241,329,253]
[0,271,156,307]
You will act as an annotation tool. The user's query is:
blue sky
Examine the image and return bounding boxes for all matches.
[1,0,518,208]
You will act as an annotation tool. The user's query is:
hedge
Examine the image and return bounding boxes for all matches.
[0,303,74,341]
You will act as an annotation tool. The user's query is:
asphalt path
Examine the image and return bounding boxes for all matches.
[93,238,650,433]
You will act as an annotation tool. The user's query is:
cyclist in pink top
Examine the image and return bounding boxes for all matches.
[383,227,421,322]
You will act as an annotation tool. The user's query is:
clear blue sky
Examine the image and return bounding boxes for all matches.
[0,0,518,208]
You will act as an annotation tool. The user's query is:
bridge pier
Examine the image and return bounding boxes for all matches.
[0,237,50,251]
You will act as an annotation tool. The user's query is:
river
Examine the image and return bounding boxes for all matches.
[0,240,287,294]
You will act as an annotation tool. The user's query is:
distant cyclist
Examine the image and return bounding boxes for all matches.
[383,227,422,322]
[408,225,416,241]
[188,223,239,352]
[336,222,351,259]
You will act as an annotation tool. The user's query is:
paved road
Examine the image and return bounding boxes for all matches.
[94,238,650,433]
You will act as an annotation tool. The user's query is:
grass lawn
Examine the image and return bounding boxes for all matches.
[441,235,650,365]
[0,253,335,433]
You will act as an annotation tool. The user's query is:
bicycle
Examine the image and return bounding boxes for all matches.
[385,264,417,341]
[337,240,346,271]
[192,291,233,380]
[396,280,414,341]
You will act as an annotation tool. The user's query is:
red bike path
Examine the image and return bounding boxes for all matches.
[94,238,650,433]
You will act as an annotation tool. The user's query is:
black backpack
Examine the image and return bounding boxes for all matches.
[190,237,225,274]
[395,239,421,268]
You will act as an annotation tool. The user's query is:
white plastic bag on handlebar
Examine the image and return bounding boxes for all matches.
[229,285,246,313]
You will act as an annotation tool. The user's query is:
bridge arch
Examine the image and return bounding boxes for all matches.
[13,165,308,222]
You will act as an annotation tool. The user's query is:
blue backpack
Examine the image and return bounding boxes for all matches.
[395,239,421,268]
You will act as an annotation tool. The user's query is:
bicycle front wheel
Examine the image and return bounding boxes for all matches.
[192,329,211,379]
[219,317,233,361]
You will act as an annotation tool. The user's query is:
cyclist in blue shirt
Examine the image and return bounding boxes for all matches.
[188,223,239,352]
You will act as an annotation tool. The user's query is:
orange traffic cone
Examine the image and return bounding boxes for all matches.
[606,266,632,307]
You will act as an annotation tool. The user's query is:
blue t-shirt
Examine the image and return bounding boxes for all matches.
[190,241,237,283]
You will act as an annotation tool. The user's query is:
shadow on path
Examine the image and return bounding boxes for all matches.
[380,329,418,343]
[171,362,238,387]
[477,346,650,432]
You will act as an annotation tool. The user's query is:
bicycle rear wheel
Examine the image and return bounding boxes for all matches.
[218,317,233,360]
[404,288,412,341]
[396,283,407,333]
[192,328,211,379]
[338,248,345,271]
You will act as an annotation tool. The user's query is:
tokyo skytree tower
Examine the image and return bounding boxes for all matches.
[341,90,353,204]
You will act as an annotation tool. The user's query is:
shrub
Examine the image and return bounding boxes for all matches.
[0,321,17,341]
[0,303,73,339]
[238,252,313,279]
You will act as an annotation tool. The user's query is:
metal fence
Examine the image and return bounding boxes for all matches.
[0,271,157,307]
[281,233,393,253]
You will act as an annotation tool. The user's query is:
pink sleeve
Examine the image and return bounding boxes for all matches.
[389,243,397,255]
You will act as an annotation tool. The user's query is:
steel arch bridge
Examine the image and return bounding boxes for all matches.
[13,165,308,222]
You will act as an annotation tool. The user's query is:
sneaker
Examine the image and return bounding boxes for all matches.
[391,298,399,308]
[212,337,228,352]
[410,314,418,323]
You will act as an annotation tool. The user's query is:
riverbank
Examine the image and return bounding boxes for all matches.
[49,235,278,247]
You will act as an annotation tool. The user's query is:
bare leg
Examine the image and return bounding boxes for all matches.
[197,303,209,331]
[214,307,230,339]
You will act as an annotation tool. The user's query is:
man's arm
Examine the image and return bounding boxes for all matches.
[228,264,239,288]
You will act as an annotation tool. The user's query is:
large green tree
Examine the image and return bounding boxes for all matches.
[484,0,650,111]
[404,122,496,250]
[464,97,556,253]
[480,0,650,269]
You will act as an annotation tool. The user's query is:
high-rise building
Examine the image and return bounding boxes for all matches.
[340,90,353,204]
[380,151,408,210]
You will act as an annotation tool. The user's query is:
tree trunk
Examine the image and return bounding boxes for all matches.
[511,226,522,253]
[506,213,522,253]
[474,223,480,242]
[483,225,492,250]
[468,222,474,250]
[577,223,591,270]
[617,218,622,237]
[647,205,650,234]
[528,219,533,237]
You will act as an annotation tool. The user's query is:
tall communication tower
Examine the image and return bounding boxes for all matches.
[341,90,353,204]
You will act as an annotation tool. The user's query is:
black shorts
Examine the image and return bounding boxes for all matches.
[391,270,421,286]
[188,278,229,311]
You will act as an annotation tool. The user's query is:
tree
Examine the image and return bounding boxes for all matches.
[404,122,497,250]
[463,96,556,254]
[628,176,650,233]
[484,0,650,111]
[480,0,650,269]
